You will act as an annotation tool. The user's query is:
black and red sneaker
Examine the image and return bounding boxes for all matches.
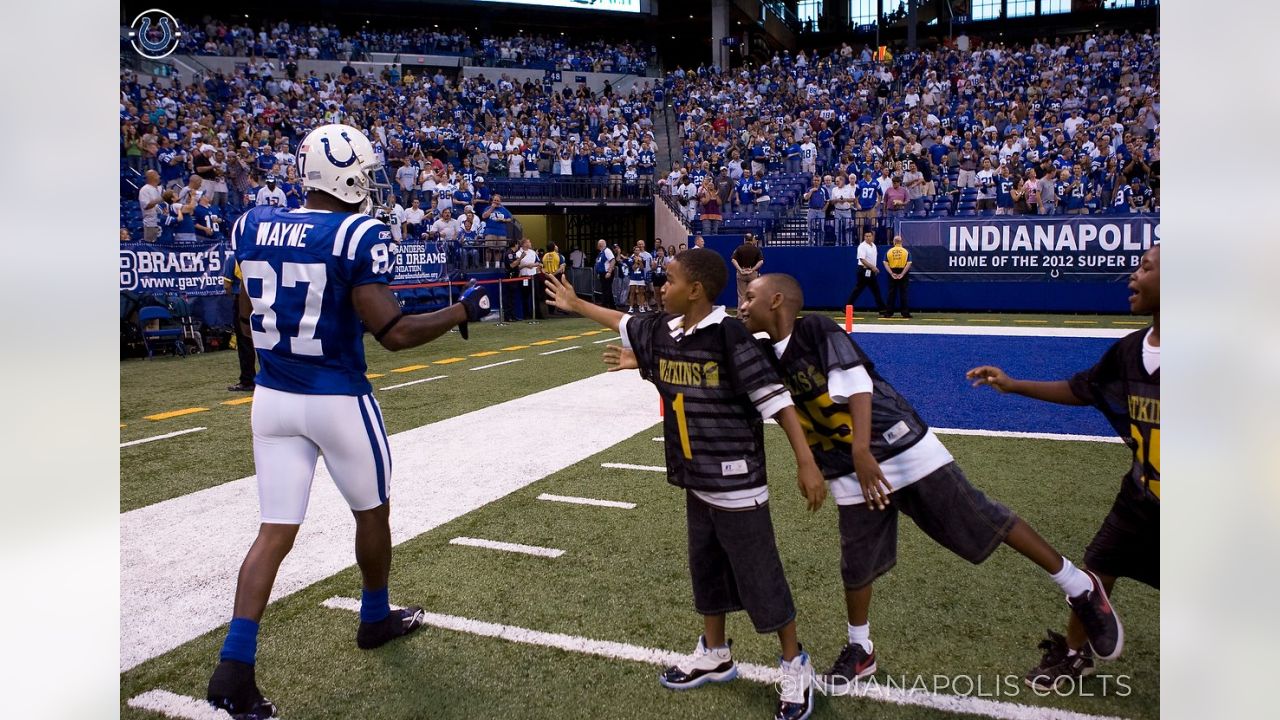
[1066,570,1124,661]
[817,642,877,694]
[1024,630,1096,691]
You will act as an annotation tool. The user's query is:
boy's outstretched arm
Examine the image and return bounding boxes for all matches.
[545,272,625,332]
[966,365,1087,406]
[774,406,827,512]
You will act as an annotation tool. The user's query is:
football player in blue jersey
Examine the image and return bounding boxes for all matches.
[206,124,491,720]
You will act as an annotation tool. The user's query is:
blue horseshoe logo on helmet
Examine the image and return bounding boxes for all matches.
[320,131,358,168]
[136,16,174,55]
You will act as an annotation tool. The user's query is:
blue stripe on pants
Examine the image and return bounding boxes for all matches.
[368,394,392,490]
[357,395,387,504]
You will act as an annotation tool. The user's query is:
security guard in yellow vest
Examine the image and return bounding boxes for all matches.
[884,235,913,318]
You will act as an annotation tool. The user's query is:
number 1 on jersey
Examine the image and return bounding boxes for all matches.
[672,392,692,460]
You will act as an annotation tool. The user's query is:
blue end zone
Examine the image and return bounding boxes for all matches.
[852,333,1119,437]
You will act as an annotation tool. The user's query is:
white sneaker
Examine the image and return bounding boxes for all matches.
[658,636,737,690]
[775,648,815,720]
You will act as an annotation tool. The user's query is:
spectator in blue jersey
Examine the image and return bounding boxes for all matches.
[750,170,771,205]
[481,194,513,268]
[194,194,222,241]
[451,180,473,216]
[171,189,198,243]
[280,167,303,209]
[854,169,881,238]
[995,165,1017,216]
[473,177,492,204]
[803,175,829,245]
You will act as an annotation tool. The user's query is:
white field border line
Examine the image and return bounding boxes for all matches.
[380,374,448,391]
[120,427,207,448]
[450,536,565,558]
[536,493,636,509]
[602,462,665,472]
[592,336,620,344]
[932,427,1123,444]
[539,345,582,356]
[471,358,524,371]
[126,689,231,720]
[846,324,1130,339]
[319,597,1127,720]
[761,420,1119,444]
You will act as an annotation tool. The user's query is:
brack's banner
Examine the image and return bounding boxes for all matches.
[120,242,232,296]
[120,239,450,297]
[898,216,1160,282]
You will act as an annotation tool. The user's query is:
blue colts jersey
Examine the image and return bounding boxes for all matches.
[231,206,394,396]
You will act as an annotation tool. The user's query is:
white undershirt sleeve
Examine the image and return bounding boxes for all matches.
[750,384,795,419]
[827,365,873,404]
[618,314,633,350]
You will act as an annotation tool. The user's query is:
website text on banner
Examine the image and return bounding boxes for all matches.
[119,240,450,297]
[898,216,1160,283]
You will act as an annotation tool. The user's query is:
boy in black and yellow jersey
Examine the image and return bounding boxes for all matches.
[732,273,1123,694]
[969,243,1159,690]
[883,235,912,318]
[545,249,826,720]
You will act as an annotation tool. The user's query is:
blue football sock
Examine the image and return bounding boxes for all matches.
[219,617,259,665]
[361,586,390,624]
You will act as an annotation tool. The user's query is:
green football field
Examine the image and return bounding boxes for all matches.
[120,314,1157,720]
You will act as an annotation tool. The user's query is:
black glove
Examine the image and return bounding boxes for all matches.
[456,280,491,339]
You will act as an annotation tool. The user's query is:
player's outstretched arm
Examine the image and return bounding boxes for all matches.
[353,283,467,351]
[965,365,1087,406]
[544,272,625,332]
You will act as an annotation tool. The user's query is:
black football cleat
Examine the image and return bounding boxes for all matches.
[658,636,738,690]
[227,383,254,392]
[357,606,427,650]
[1066,570,1124,660]
[817,642,876,693]
[207,660,277,720]
[1024,630,1095,691]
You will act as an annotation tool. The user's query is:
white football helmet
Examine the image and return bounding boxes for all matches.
[297,124,389,214]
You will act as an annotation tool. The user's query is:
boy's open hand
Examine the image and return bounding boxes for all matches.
[797,461,827,512]
[602,344,637,372]
[544,273,580,314]
[854,449,892,510]
[966,365,1015,393]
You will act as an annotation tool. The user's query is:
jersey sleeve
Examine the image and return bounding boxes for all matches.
[1067,334,1135,438]
[805,315,867,376]
[722,318,791,417]
[347,218,396,287]
[620,312,667,383]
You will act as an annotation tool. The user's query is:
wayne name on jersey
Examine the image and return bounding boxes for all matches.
[230,206,394,396]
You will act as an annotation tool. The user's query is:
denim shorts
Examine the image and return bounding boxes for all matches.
[837,462,1016,589]
[685,491,796,634]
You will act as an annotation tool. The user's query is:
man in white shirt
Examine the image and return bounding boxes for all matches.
[846,230,887,316]
[429,208,460,244]
[829,174,856,246]
[800,139,817,175]
[515,238,541,320]
[399,198,425,243]
[138,170,164,242]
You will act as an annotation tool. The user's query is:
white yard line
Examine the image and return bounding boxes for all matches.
[126,689,230,719]
[120,427,206,448]
[539,345,581,356]
[592,336,620,344]
[652,437,663,442]
[848,324,1129,339]
[120,370,658,672]
[602,462,665,472]
[449,536,565,558]
[932,427,1122,444]
[380,374,448,391]
[471,359,524,371]
[319,597,1128,720]
[536,493,636,509]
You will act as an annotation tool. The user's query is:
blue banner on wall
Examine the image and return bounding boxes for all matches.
[898,216,1160,282]
[120,242,232,296]
[391,239,449,285]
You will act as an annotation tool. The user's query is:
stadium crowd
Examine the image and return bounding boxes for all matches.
[175,17,654,73]
[657,29,1160,241]
[120,46,662,264]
